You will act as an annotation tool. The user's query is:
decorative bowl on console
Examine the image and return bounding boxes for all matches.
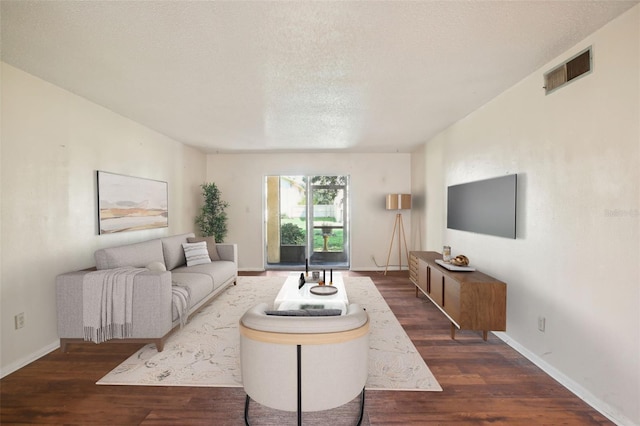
[450,255,469,266]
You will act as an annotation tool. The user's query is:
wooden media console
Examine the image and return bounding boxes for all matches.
[409,251,507,340]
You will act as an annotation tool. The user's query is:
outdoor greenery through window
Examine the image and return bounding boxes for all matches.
[265,175,349,269]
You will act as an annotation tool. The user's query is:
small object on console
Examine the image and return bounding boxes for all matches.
[450,255,469,266]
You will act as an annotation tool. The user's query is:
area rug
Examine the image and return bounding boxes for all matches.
[97,276,442,392]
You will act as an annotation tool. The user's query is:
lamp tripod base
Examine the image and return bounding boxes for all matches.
[384,213,409,275]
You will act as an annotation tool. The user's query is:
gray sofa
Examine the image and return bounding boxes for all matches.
[56,232,237,352]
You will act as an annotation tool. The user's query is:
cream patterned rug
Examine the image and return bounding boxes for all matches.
[97,276,442,392]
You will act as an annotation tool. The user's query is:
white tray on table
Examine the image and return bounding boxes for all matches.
[435,259,476,272]
[273,272,348,313]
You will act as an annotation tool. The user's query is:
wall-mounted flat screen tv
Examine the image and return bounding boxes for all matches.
[447,174,517,239]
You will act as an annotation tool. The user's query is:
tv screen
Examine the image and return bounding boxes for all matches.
[447,174,517,239]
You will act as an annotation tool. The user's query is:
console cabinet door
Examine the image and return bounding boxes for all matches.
[443,277,461,324]
[428,266,444,307]
[417,259,428,293]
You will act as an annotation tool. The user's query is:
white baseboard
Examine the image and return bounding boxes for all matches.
[350,267,409,272]
[350,267,378,272]
[0,340,60,379]
[494,332,636,426]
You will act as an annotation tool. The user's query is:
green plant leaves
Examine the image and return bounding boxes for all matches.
[195,182,229,242]
[280,222,305,245]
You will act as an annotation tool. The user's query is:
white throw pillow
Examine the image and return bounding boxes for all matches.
[146,261,167,272]
[187,236,220,261]
[182,241,212,267]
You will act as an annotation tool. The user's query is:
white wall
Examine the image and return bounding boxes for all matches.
[415,6,639,425]
[0,63,207,375]
[205,153,411,271]
[409,144,426,251]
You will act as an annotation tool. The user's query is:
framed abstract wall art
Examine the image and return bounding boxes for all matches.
[97,171,168,234]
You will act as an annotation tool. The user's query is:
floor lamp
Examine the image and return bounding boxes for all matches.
[384,194,411,275]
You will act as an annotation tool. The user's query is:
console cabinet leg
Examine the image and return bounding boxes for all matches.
[450,323,456,340]
[482,331,488,341]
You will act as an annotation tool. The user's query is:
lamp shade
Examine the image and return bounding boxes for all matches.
[385,194,412,210]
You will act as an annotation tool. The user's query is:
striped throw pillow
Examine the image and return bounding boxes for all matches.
[182,241,211,267]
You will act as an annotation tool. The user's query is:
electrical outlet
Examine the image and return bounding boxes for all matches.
[537,316,546,332]
[15,312,25,329]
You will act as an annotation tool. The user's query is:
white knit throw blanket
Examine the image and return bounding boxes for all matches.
[172,284,191,328]
[82,267,146,343]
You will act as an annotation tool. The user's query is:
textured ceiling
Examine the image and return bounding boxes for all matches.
[2,1,637,153]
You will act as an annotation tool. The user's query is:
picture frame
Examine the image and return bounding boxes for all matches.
[97,171,168,234]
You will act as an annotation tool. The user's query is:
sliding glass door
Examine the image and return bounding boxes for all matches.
[265,175,349,269]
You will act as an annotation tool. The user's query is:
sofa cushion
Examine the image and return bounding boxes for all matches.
[146,262,167,272]
[172,261,236,290]
[242,303,368,334]
[170,272,215,321]
[265,309,342,316]
[95,239,165,270]
[160,233,195,270]
[182,242,211,267]
[187,236,220,261]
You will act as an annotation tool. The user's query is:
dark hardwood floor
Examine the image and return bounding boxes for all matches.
[1,271,612,425]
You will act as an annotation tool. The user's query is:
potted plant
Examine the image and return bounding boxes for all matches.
[195,182,229,242]
[280,222,306,262]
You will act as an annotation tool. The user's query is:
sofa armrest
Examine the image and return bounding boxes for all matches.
[56,269,173,339]
[216,243,238,266]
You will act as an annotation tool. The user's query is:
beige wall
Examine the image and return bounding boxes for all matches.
[414,6,639,424]
[409,144,425,251]
[205,153,412,271]
[0,63,207,375]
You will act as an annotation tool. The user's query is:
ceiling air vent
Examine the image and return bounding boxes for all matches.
[544,47,592,95]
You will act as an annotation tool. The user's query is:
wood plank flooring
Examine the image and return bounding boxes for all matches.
[1,271,612,425]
